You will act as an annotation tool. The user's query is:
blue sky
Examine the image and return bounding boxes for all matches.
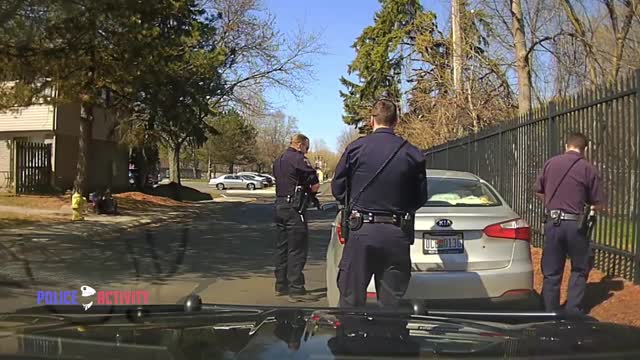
[263,0,449,152]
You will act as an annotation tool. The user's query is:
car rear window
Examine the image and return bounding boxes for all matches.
[426,177,502,207]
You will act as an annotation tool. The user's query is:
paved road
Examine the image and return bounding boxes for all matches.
[0,186,337,312]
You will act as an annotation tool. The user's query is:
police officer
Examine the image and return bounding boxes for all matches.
[331,99,428,308]
[273,134,320,302]
[535,132,604,314]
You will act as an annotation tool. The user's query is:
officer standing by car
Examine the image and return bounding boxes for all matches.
[535,132,604,314]
[331,99,428,308]
[273,134,320,302]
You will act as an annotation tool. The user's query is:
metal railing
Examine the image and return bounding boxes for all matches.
[424,70,640,284]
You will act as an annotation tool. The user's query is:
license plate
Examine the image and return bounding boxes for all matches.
[423,233,463,254]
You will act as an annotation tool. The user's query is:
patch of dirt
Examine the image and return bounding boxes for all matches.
[531,246,640,327]
[114,192,189,212]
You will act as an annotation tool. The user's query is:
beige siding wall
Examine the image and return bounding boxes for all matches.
[54,103,117,141]
[0,105,54,132]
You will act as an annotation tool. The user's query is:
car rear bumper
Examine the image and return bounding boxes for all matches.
[402,260,533,302]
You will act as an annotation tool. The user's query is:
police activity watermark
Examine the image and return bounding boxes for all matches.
[37,285,149,310]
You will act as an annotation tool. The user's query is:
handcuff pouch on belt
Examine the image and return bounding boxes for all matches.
[348,211,363,231]
[547,209,562,226]
[400,213,414,233]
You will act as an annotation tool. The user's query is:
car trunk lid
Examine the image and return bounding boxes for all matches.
[410,206,520,272]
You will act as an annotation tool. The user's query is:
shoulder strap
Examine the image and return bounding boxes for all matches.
[349,139,408,209]
[547,156,582,205]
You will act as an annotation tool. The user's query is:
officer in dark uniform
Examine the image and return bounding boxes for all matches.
[273,134,320,302]
[535,132,604,314]
[331,99,428,308]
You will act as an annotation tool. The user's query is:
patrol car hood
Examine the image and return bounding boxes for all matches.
[1,306,640,359]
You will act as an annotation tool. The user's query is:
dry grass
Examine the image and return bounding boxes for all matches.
[0,193,69,210]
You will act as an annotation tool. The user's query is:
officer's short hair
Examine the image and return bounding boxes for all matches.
[291,134,309,146]
[372,99,398,126]
[566,132,588,150]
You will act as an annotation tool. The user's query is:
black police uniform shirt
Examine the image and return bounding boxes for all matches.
[273,147,319,197]
[331,128,428,214]
[534,150,604,214]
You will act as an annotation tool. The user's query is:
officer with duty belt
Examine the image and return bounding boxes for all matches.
[332,99,428,308]
[273,134,320,302]
[535,132,604,314]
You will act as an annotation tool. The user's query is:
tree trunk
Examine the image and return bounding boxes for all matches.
[168,144,181,185]
[511,0,531,115]
[228,162,234,174]
[451,0,463,94]
[511,0,531,114]
[74,102,93,196]
[137,147,149,191]
[207,153,212,180]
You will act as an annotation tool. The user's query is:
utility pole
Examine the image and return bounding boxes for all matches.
[452,0,463,94]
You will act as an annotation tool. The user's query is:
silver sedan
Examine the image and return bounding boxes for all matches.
[208,174,263,190]
[325,170,534,308]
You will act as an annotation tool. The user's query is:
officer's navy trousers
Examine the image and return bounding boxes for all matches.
[337,223,412,308]
[274,199,308,294]
[541,220,590,314]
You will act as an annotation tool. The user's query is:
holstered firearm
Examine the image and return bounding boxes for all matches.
[339,206,351,244]
[290,186,310,214]
[578,204,596,235]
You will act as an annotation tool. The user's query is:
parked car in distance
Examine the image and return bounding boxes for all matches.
[208,174,263,190]
[237,172,272,186]
[239,174,271,187]
[325,169,535,309]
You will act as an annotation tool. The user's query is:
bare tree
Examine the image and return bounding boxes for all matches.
[253,111,299,172]
[337,127,360,154]
[206,0,324,110]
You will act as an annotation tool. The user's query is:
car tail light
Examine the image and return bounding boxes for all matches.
[483,219,530,241]
[337,223,345,245]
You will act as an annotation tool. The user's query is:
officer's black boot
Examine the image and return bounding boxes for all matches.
[287,288,316,302]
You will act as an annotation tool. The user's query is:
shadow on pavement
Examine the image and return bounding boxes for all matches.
[0,201,335,296]
[151,182,213,201]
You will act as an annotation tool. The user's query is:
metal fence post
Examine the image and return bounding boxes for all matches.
[547,101,558,157]
[498,127,503,195]
[11,140,17,194]
[634,69,640,284]
[467,136,471,172]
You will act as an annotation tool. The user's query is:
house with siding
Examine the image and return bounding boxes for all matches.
[0,101,129,192]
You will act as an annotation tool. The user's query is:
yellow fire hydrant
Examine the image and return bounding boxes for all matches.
[71,192,87,221]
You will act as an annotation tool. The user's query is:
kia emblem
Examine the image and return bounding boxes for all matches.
[436,219,452,227]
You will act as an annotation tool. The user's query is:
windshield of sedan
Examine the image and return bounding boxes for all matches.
[426,178,501,207]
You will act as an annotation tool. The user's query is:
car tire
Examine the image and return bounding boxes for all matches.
[216,183,225,190]
[247,183,255,191]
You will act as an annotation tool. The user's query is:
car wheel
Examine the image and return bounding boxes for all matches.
[216,183,225,190]
[247,183,255,190]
